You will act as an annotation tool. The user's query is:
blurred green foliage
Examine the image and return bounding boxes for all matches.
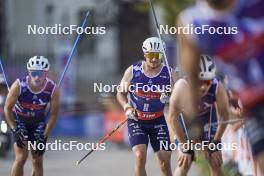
[194,152,242,176]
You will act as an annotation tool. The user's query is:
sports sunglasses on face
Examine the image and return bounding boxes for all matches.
[145,52,163,59]
[30,71,45,77]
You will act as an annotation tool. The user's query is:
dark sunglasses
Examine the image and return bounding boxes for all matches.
[30,71,45,77]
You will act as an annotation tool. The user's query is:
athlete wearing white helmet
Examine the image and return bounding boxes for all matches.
[142,37,166,69]
[142,37,165,53]
[26,56,50,87]
[198,55,217,97]
[199,55,216,80]
[167,55,229,176]
[4,56,60,176]
[27,56,50,71]
[117,37,177,176]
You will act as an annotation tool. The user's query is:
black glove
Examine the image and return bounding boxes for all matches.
[11,123,28,148]
[208,140,221,154]
[33,122,47,156]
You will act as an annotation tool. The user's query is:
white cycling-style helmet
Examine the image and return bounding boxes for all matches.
[142,37,165,53]
[27,56,50,71]
[199,54,216,80]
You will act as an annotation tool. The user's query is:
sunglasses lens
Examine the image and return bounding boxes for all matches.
[31,71,44,77]
[145,53,162,59]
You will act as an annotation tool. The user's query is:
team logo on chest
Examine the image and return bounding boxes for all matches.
[43,91,51,95]
[159,72,169,79]
[148,79,153,85]
[160,75,168,79]
[22,88,27,93]
[135,71,141,78]
[33,95,38,100]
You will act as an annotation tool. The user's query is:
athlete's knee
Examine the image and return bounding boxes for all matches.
[158,155,171,171]
[176,160,191,175]
[175,165,189,176]
[134,150,147,164]
[32,155,43,168]
[209,164,223,176]
[160,160,171,172]
[208,158,223,170]
[14,149,28,165]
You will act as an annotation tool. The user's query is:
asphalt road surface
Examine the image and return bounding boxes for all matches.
[0,138,202,176]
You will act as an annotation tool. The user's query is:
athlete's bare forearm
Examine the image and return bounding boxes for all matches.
[214,122,227,141]
[214,112,228,140]
[45,88,60,137]
[116,92,128,109]
[168,109,187,143]
[214,83,229,140]
[168,79,188,143]
[4,80,20,129]
[116,66,132,109]
[4,106,16,129]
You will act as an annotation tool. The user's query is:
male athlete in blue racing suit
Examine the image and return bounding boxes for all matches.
[4,56,60,176]
[117,37,177,176]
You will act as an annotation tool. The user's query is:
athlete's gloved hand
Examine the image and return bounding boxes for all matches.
[160,92,170,104]
[11,123,28,148]
[124,104,138,121]
[33,122,47,156]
